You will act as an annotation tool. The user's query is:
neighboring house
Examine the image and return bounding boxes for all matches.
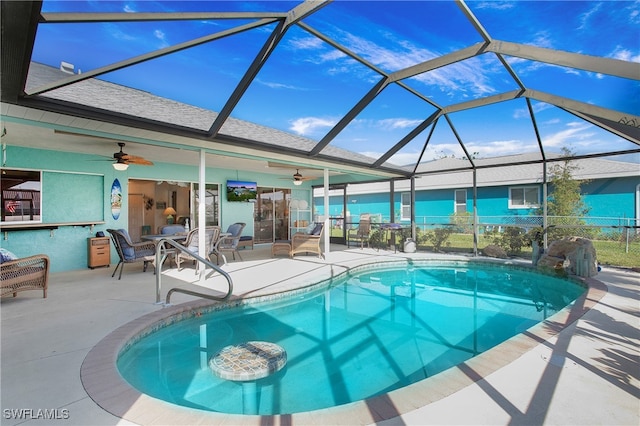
[314,153,640,231]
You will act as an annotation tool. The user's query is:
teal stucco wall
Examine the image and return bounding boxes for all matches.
[1,145,311,272]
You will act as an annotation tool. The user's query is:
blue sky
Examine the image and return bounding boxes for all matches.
[33,1,639,167]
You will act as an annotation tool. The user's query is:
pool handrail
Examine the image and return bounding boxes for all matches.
[154,237,233,305]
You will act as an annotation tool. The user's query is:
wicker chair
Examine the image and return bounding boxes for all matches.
[291,222,324,258]
[212,222,246,265]
[1,255,50,298]
[107,229,156,280]
[175,226,220,271]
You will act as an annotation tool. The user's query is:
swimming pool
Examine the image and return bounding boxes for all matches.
[116,260,585,415]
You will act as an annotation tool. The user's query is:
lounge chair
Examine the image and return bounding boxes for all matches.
[175,226,220,271]
[212,222,246,265]
[107,229,156,280]
[291,222,324,258]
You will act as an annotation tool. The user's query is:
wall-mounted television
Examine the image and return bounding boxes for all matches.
[226,180,257,202]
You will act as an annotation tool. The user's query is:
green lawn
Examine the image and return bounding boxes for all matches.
[333,227,639,268]
[441,233,639,268]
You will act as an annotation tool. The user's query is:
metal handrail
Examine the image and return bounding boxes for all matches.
[154,238,233,306]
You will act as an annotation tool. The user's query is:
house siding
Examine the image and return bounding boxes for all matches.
[582,177,638,223]
[314,176,639,229]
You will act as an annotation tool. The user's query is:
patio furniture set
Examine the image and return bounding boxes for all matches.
[107,222,248,279]
[271,222,325,259]
[0,221,324,299]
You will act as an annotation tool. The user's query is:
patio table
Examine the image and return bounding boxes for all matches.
[141,234,187,270]
[377,223,408,253]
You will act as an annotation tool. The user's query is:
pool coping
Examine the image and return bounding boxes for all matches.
[80,258,607,425]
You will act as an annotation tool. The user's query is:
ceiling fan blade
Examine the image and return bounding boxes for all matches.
[122,155,153,166]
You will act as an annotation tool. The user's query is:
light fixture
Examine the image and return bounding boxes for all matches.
[112,159,128,171]
[163,207,177,224]
[293,179,303,186]
[293,169,303,185]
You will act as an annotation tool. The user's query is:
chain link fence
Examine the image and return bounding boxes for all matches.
[413,215,639,268]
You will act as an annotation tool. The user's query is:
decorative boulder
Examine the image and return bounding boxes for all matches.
[482,244,508,259]
[537,237,598,277]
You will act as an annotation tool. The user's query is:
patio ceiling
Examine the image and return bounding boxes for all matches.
[1,1,639,181]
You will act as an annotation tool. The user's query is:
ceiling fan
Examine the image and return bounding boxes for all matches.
[275,168,314,185]
[269,162,317,185]
[112,142,153,170]
[280,169,315,186]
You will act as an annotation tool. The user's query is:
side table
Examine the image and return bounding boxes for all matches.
[88,237,110,269]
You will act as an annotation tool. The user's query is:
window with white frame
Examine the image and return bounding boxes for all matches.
[509,186,540,209]
[401,192,411,221]
[454,189,466,213]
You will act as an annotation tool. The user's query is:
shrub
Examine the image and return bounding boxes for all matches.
[425,227,454,252]
[450,211,473,233]
[489,226,528,254]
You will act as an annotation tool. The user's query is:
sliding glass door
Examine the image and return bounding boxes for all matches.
[254,187,290,243]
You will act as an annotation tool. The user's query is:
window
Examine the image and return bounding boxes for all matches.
[1,169,42,223]
[401,192,411,221]
[454,189,467,213]
[509,186,540,209]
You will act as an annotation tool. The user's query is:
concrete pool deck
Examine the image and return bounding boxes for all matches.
[1,245,638,425]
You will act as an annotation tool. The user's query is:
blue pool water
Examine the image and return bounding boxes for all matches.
[117,261,585,415]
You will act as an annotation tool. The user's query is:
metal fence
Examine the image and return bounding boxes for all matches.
[411,215,639,266]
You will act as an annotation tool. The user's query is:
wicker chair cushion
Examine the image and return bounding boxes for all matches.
[117,229,136,260]
[225,223,244,248]
[160,225,186,235]
[0,248,18,264]
[310,223,323,235]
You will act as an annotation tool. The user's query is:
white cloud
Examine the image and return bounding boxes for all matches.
[338,31,499,98]
[610,46,640,63]
[289,36,324,50]
[530,31,555,49]
[474,2,515,11]
[320,50,347,62]
[154,29,169,48]
[577,3,602,30]
[105,23,137,42]
[256,79,305,90]
[289,117,337,136]
[542,121,593,149]
[376,118,423,130]
[513,101,553,119]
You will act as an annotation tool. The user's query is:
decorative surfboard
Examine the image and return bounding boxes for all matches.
[111,178,122,220]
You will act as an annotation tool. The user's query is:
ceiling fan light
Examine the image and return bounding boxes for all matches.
[293,179,303,186]
[113,162,129,171]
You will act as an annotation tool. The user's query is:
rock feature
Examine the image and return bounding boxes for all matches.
[537,237,598,277]
[482,244,508,259]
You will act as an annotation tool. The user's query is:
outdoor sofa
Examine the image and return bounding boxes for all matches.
[1,253,50,298]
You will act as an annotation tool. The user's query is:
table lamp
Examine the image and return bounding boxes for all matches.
[163,207,177,224]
